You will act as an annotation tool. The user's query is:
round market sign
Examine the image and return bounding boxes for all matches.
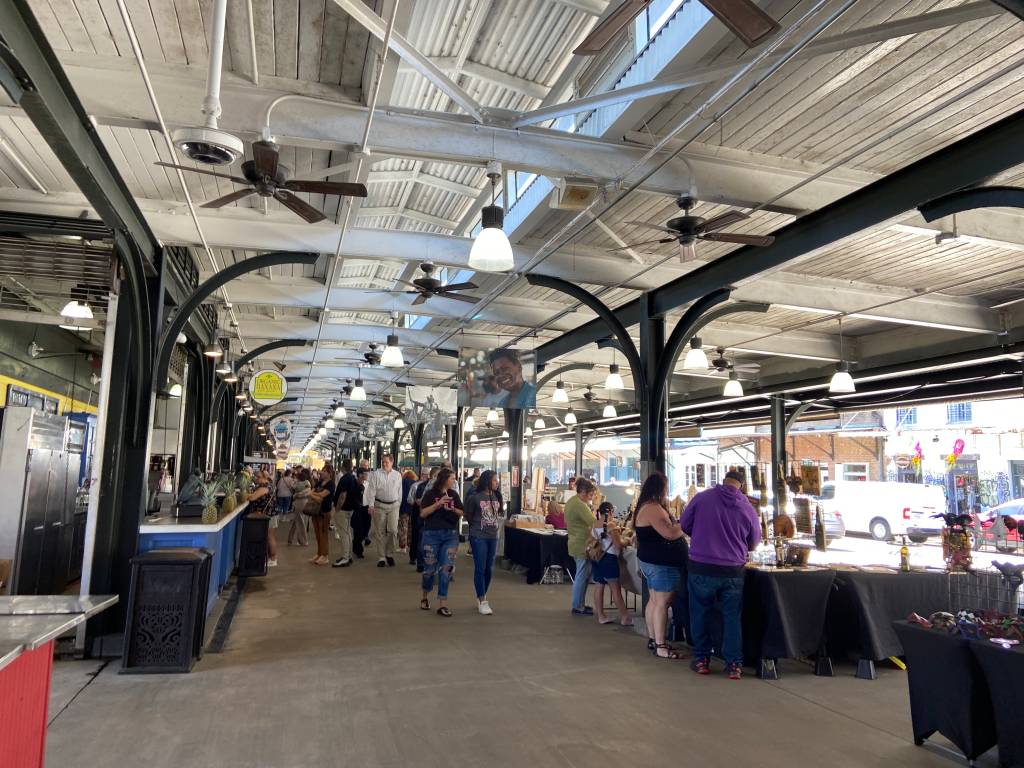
[248,369,288,406]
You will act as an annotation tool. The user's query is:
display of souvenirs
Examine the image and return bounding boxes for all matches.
[907,609,1024,643]
[936,511,973,572]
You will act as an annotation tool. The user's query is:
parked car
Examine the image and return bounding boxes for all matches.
[971,500,1024,553]
[819,480,946,541]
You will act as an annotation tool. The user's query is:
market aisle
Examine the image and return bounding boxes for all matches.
[46,543,969,768]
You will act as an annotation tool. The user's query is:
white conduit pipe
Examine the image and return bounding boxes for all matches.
[245,0,259,86]
[203,0,229,127]
[0,132,47,194]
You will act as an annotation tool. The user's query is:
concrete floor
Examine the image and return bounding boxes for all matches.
[46,542,990,768]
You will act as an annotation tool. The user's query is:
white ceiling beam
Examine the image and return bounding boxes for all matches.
[333,0,485,122]
[547,0,608,14]
[512,1,1003,127]
[368,169,480,197]
[356,206,460,230]
[396,58,549,100]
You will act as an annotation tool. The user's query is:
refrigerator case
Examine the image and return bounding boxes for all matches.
[0,408,81,595]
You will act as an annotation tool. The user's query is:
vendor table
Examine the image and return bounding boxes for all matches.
[971,640,1024,767]
[673,567,835,679]
[892,621,997,763]
[829,570,951,679]
[502,526,575,584]
[0,595,118,768]
[138,501,248,615]
[743,567,836,679]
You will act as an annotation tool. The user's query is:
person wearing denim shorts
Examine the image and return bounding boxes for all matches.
[418,468,463,617]
[634,472,689,660]
[681,470,760,680]
[590,502,632,626]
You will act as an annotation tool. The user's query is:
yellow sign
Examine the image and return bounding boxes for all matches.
[248,369,287,405]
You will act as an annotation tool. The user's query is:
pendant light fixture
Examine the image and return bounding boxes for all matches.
[534,415,546,430]
[235,391,248,401]
[394,416,406,430]
[829,318,856,393]
[486,408,498,424]
[167,383,183,398]
[61,299,93,320]
[333,403,347,419]
[237,407,245,416]
[464,414,476,432]
[470,433,478,443]
[468,161,514,272]
[325,418,335,430]
[564,407,577,425]
[223,370,238,383]
[501,429,509,438]
[202,341,223,358]
[351,368,366,401]
[381,312,405,367]
[318,426,327,437]
[604,362,624,391]
[723,370,744,398]
[175,332,188,344]
[682,337,709,371]
[552,381,569,403]
[215,356,232,375]
[602,402,617,418]
[525,425,533,437]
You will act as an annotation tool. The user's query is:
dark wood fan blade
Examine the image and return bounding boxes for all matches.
[252,140,280,179]
[610,237,676,252]
[274,190,326,223]
[699,0,780,47]
[700,210,748,233]
[201,188,257,209]
[392,279,421,289]
[573,0,651,55]
[700,232,775,246]
[439,281,478,291]
[624,220,677,234]
[437,292,479,304]
[412,293,428,306]
[155,161,248,184]
[284,180,369,197]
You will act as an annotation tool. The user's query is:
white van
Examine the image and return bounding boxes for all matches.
[818,481,946,541]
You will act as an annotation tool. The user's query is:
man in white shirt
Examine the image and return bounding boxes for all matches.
[365,454,403,567]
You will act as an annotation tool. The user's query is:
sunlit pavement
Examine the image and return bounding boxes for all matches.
[806,534,1024,571]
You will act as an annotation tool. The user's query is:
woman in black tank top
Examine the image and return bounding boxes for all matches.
[633,472,688,660]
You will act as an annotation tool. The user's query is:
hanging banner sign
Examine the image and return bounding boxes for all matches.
[270,418,292,443]
[249,369,288,405]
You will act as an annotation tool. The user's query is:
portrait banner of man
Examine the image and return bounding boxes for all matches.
[457,346,537,409]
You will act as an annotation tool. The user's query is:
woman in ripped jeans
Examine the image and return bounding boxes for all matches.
[418,468,463,617]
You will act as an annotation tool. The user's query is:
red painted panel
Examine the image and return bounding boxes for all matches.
[0,641,53,768]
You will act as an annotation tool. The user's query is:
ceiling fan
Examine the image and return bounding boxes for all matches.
[574,0,779,55]
[366,262,479,305]
[615,195,774,261]
[155,140,368,224]
[709,347,761,375]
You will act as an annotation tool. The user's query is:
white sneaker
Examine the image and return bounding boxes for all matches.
[267,558,278,567]
[478,601,493,615]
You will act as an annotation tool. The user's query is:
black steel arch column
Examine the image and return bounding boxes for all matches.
[505,408,525,515]
[211,339,312,420]
[526,274,650,460]
[918,185,1024,221]
[535,363,596,392]
[155,251,318,389]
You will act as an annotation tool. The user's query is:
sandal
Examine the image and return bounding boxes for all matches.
[437,606,452,617]
[655,643,687,660]
[420,598,430,611]
[647,638,656,654]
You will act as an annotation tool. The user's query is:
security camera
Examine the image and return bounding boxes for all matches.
[171,126,243,166]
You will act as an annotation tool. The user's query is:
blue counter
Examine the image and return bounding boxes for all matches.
[137,502,249,615]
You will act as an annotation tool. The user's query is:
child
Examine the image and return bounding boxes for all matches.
[592,501,632,627]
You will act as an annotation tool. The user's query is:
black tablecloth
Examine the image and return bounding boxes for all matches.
[971,640,1024,767]
[673,567,835,669]
[892,622,997,761]
[744,568,836,662]
[502,527,575,584]
[829,571,951,661]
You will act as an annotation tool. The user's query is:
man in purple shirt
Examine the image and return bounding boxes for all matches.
[681,470,761,679]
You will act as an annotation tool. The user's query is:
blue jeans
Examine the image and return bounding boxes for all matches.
[469,536,498,598]
[688,572,745,666]
[571,556,592,611]
[421,529,459,599]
